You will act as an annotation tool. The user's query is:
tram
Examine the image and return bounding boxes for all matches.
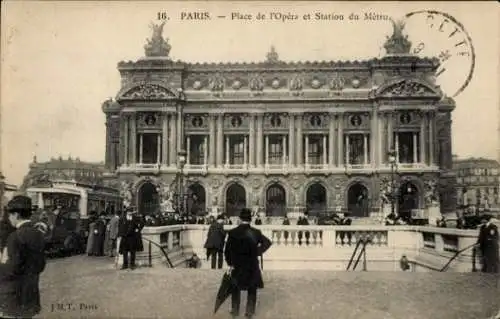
[25,180,122,255]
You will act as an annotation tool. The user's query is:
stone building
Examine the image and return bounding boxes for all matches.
[453,157,500,213]
[20,156,106,192]
[102,21,456,218]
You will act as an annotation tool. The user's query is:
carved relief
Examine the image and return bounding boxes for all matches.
[249,76,265,92]
[231,79,243,90]
[211,179,221,189]
[289,75,304,95]
[310,77,323,89]
[209,74,225,92]
[192,80,203,90]
[329,74,345,91]
[251,178,261,189]
[264,113,288,129]
[185,114,208,130]
[270,77,283,90]
[304,113,328,129]
[120,180,133,209]
[382,79,435,97]
[137,112,161,129]
[345,113,370,130]
[121,83,176,100]
[224,114,248,130]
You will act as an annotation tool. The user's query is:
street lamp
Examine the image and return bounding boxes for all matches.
[388,149,397,216]
[177,149,187,216]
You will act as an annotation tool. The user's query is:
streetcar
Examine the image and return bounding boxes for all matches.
[25,180,122,255]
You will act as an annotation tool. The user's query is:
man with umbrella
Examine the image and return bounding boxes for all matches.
[221,208,272,318]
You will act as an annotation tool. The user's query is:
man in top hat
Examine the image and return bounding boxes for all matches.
[477,214,499,273]
[224,208,272,319]
[203,214,226,269]
[0,195,46,318]
[118,208,144,270]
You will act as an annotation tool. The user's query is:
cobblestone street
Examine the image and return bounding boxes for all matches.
[36,255,499,319]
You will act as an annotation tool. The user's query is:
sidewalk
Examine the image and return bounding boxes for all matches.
[37,256,499,319]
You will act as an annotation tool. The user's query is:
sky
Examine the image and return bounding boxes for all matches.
[1,1,499,186]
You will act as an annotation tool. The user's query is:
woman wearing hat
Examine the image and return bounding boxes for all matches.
[0,195,46,318]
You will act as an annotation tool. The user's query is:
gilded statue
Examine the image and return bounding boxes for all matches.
[384,18,412,55]
[144,22,172,57]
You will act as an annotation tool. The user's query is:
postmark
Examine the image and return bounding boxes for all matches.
[403,10,475,97]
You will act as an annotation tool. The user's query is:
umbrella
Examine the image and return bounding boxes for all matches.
[213,272,236,315]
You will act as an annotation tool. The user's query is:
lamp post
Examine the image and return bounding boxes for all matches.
[177,149,187,216]
[388,150,397,216]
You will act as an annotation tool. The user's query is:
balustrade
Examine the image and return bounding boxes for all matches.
[133,224,484,272]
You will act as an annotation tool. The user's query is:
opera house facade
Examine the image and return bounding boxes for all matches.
[102,23,456,219]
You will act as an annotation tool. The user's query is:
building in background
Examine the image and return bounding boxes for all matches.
[0,173,18,218]
[101,22,456,218]
[20,156,106,192]
[453,157,500,214]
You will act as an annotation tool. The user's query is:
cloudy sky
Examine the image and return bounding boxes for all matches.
[1,1,499,186]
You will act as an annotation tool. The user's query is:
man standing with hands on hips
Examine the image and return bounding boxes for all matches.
[224,208,272,319]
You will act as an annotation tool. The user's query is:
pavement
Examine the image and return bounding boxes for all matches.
[36,255,500,319]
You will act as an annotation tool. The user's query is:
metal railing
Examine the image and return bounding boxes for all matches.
[142,237,174,268]
[439,242,478,272]
[346,238,371,271]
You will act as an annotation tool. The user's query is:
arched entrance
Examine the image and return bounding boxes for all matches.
[347,183,369,217]
[186,183,206,216]
[398,181,419,219]
[266,184,287,217]
[225,183,246,217]
[138,182,160,216]
[306,183,327,216]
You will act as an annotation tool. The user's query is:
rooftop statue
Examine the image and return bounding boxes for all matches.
[266,46,279,63]
[384,18,412,55]
[144,22,172,57]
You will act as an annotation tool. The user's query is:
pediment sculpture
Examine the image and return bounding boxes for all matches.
[121,83,176,100]
[379,79,438,97]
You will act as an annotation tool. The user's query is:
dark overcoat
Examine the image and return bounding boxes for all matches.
[224,223,272,291]
[0,222,46,318]
[118,216,144,254]
[477,223,499,273]
[204,222,226,251]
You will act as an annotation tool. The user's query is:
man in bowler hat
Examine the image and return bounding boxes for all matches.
[477,214,499,273]
[0,195,46,318]
[224,208,272,318]
[118,209,144,270]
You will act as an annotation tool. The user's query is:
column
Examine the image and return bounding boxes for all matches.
[162,114,169,165]
[371,110,377,167]
[296,114,303,166]
[225,136,230,166]
[428,113,434,166]
[169,114,177,166]
[378,113,384,165]
[265,135,269,165]
[209,115,216,166]
[387,113,393,150]
[249,115,255,167]
[328,114,335,166]
[395,134,400,163]
[139,134,143,164]
[130,115,137,164]
[157,134,161,164]
[305,135,309,165]
[363,134,368,165]
[124,116,129,165]
[322,135,327,166]
[186,136,191,165]
[256,115,263,167]
[337,115,343,166]
[345,135,350,165]
[217,114,224,167]
[177,111,184,152]
[204,136,208,165]
[419,114,426,164]
[243,136,248,165]
[413,132,418,164]
[289,114,295,166]
[283,136,287,165]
